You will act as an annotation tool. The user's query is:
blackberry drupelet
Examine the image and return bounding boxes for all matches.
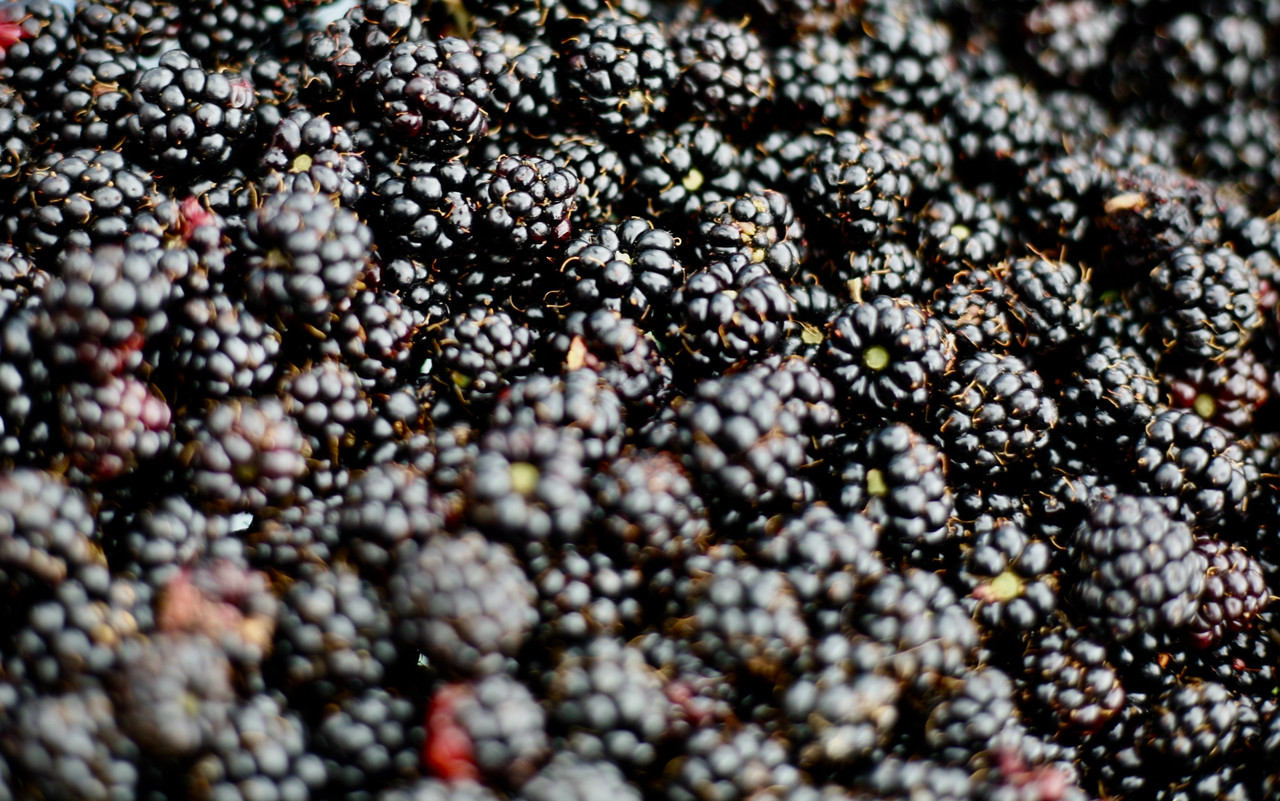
[819,295,954,421]
[1131,407,1248,528]
[389,530,537,677]
[836,424,954,556]
[691,190,805,280]
[364,38,492,158]
[558,217,684,321]
[803,132,914,250]
[558,14,677,136]
[671,17,773,126]
[125,49,257,179]
[1067,494,1207,641]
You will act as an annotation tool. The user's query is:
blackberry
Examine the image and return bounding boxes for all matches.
[1021,616,1126,737]
[380,780,503,801]
[5,565,148,692]
[56,373,173,484]
[335,463,440,577]
[559,217,685,322]
[0,469,102,608]
[1190,101,1280,213]
[105,494,226,584]
[819,295,954,421]
[179,396,311,514]
[1149,11,1277,117]
[42,48,137,151]
[671,18,773,126]
[364,38,492,158]
[851,569,981,696]
[163,291,283,406]
[532,132,627,229]
[0,89,35,188]
[473,28,559,137]
[549,309,675,422]
[925,666,1022,767]
[691,190,805,280]
[931,351,1058,480]
[836,238,931,303]
[746,129,823,199]
[330,287,425,393]
[114,632,234,759]
[240,186,373,333]
[1142,681,1261,780]
[857,5,954,111]
[466,422,592,545]
[125,49,257,179]
[1099,165,1223,276]
[1021,0,1122,87]
[628,121,748,225]
[1005,255,1094,354]
[474,154,580,256]
[271,564,397,700]
[70,1,179,56]
[672,252,794,368]
[559,15,677,136]
[913,184,1012,271]
[372,157,477,265]
[590,447,709,578]
[0,687,139,801]
[1017,152,1111,261]
[545,636,672,771]
[278,359,373,464]
[16,148,158,262]
[783,639,900,768]
[423,305,537,421]
[1187,537,1270,650]
[929,266,1023,356]
[258,108,370,209]
[864,106,955,199]
[492,371,625,465]
[0,0,74,107]
[1170,348,1271,435]
[947,75,1057,178]
[187,692,325,801]
[424,675,549,788]
[526,540,645,643]
[516,753,643,801]
[803,132,914,250]
[770,33,861,129]
[1057,343,1160,459]
[311,687,424,798]
[837,424,953,555]
[662,722,800,801]
[959,518,1058,634]
[175,0,278,68]
[389,530,537,677]
[1131,407,1248,528]
[1067,494,1207,641]
[753,505,884,634]
[1142,245,1262,366]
